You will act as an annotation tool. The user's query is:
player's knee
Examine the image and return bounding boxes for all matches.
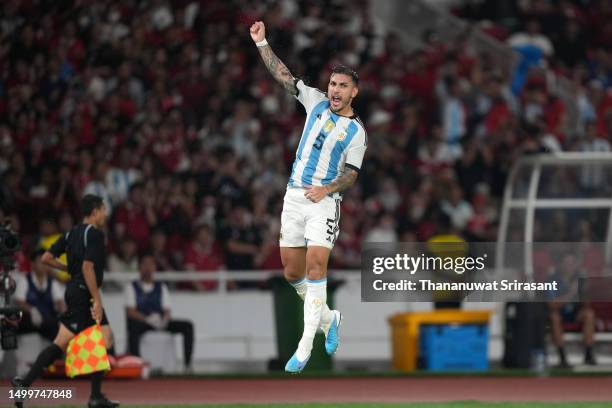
[282,259,304,281]
[283,267,304,282]
[305,262,326,280]
[281,250,306,281]
[306,255,328,279]
[54,325,74,351]
[54,333,72,351]
[54,339,69,352]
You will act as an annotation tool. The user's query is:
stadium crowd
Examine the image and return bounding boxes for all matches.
[0,0,611,289]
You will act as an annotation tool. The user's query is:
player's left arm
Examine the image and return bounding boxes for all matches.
[326,167,359,194]
[305,127,367,202]
[304,168,358,203]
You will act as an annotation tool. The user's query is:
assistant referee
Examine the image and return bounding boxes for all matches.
[12,194,119,408]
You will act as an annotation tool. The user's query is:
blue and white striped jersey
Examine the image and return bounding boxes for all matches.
[288,79,367,191]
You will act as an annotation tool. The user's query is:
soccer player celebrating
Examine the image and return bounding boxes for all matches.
[250,21,367,373]
[13,194,118,408]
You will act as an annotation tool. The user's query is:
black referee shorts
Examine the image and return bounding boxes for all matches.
[60,281,109,334]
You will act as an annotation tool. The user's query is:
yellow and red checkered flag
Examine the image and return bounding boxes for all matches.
[65,324,111,378]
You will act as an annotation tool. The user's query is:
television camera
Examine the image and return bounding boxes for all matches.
[0,221,22,350]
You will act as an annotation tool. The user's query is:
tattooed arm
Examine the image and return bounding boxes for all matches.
[304,168,358,203]
[257,45,297,95]
[325,168,358,194]
[250,21,297,95]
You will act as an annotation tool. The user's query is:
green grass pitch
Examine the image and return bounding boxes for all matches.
[51,403,612,408]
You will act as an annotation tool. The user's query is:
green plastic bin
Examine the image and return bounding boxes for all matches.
[268,277,342,371]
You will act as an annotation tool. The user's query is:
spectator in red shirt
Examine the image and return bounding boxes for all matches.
[402,50,437,108]
[73,149,94,195]
[113,183,157,251]
[254,220,283,271]
[183,224,225,291]
[330,216,362,269]
[152,122,184,172]
[150,228,179,272]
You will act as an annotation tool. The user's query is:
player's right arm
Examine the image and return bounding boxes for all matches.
[250,21,297,95]
[42,234,68,271]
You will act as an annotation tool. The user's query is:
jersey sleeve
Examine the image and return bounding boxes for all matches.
[345,126,368,171]
[84,229,104,262]
[14,274,27,302]
[48,233,67,258]
[294,79,328,113]
[52,281,65,303]
[124,283,136,308]
[161,283,172,310]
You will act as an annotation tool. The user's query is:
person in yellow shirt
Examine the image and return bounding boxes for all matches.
[427,213,468,309]
[38,219,71,283]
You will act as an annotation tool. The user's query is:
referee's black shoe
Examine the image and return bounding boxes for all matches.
[88,394,120,408]
[10,376,27,408]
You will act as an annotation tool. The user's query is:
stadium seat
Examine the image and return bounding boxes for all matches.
[140,331,179,373]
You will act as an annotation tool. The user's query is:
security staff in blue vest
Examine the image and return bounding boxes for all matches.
[124,253,194,372]
[15,249,66,341]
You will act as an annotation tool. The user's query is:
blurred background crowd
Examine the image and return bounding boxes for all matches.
[0,0,611,287]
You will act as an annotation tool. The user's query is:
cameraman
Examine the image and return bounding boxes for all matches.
[14,249,66,342]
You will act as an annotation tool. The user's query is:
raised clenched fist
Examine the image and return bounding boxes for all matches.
[250,21,266,43]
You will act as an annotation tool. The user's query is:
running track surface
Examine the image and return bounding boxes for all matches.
[2,377,612,405]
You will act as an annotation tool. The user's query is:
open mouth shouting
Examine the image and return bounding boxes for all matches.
[331,95,342,110]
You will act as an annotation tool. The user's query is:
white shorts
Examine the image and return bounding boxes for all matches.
[279,187,341,250]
